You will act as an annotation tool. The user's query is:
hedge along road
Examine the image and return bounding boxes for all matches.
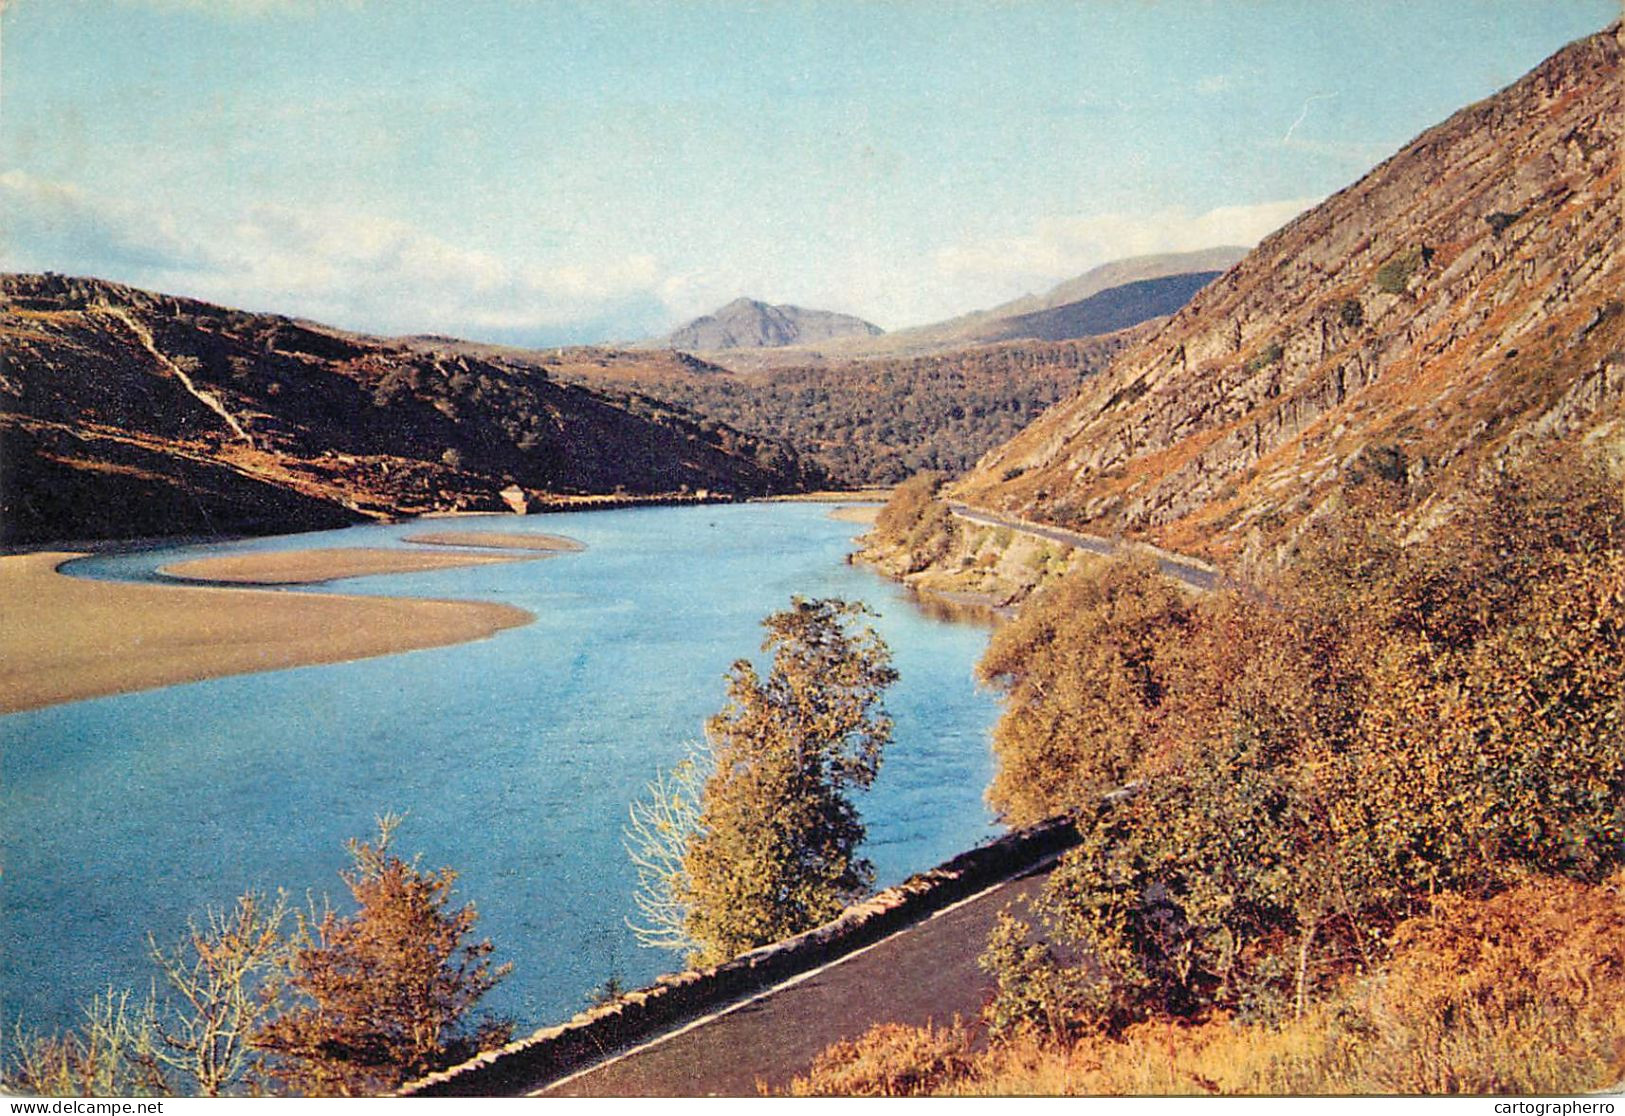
[947,502,1221,592]
[537,862,1057,1097]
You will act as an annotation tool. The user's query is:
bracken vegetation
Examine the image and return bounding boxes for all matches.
[793,442,1625,1094]
[789,871,1625,1095]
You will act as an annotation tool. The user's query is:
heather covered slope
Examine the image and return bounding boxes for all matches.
[954,22,1625,561]
[0,274,821,544]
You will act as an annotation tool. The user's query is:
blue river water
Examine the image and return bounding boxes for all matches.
[1,502,1001,1034]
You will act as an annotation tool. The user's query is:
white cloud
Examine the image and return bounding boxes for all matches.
[0,172,671,342]
[933,197,1320,296]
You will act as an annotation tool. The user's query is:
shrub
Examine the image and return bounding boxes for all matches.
[253,817,511,1095]
[977,555,1193,826]
[972,444,1625,1038]
[1244,342,1285,374]
[1375,247,1426,294]
[815,872,1625,1096]
[869,472,959,572]
[785,1021,977,1097]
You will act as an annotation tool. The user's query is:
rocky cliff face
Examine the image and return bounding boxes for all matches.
[662,297,884,350]
[0,275,821,544]
[954,22,1624,561]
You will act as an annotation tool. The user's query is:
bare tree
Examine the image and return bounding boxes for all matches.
[624,748,710,955]
[4,990,167,1096]
[148,890,290,1096]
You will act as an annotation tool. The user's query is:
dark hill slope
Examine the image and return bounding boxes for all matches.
[955,22,1625,561]
[981,271,1225,345]
[0,274,820,544]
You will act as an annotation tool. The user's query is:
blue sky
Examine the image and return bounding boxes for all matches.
[1,1,1615,344]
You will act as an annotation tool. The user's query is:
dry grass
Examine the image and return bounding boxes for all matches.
[789,872,1625,1096]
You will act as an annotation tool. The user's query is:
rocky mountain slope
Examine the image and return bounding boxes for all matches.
[954,21,1624,562]
[657,297,884,351]
[0,275,821,544]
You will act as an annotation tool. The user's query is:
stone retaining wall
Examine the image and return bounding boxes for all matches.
[399,815,1079,1097]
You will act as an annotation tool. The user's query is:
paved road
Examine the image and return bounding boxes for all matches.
[948,502,1220,591]
[538,862,1056,1097]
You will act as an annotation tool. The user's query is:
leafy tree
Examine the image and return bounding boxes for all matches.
[252,815,512,1095]
[641,598,898,968]
[624,748,710,955]
[976,555,1193,825]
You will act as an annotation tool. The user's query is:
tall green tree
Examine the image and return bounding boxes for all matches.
[634,598,898,968]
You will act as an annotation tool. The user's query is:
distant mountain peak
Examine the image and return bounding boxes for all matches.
[662,298,884,351]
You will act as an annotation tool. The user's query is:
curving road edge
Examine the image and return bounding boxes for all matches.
[400,817,1079,1097]
[947,502,1221,592]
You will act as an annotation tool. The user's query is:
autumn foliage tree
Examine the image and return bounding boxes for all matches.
[252,816,511,1096]
[630,598,898,968]
[976,444,1625,1036]
[4,820,510,1098]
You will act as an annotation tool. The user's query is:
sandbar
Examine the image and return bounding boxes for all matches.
[404,531,585,552]
[0,552,534,714]
[160,546,537,585]
[828,505,881,524]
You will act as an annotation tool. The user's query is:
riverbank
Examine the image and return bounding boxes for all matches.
[160,546,542,585]
[0,551,535,714]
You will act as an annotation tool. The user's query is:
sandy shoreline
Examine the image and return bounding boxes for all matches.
[828,505,880,525]
[0,552,535,714]
[160,546,539,585]
[404,530,585,552]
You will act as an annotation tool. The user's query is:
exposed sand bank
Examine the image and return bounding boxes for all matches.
[766,489,894,503]
[404,531,585,552]
[0,552,534,714]
[828,505,880,524]
[160,547,539,585]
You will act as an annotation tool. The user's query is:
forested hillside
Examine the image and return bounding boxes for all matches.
[561,329,1150,487]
